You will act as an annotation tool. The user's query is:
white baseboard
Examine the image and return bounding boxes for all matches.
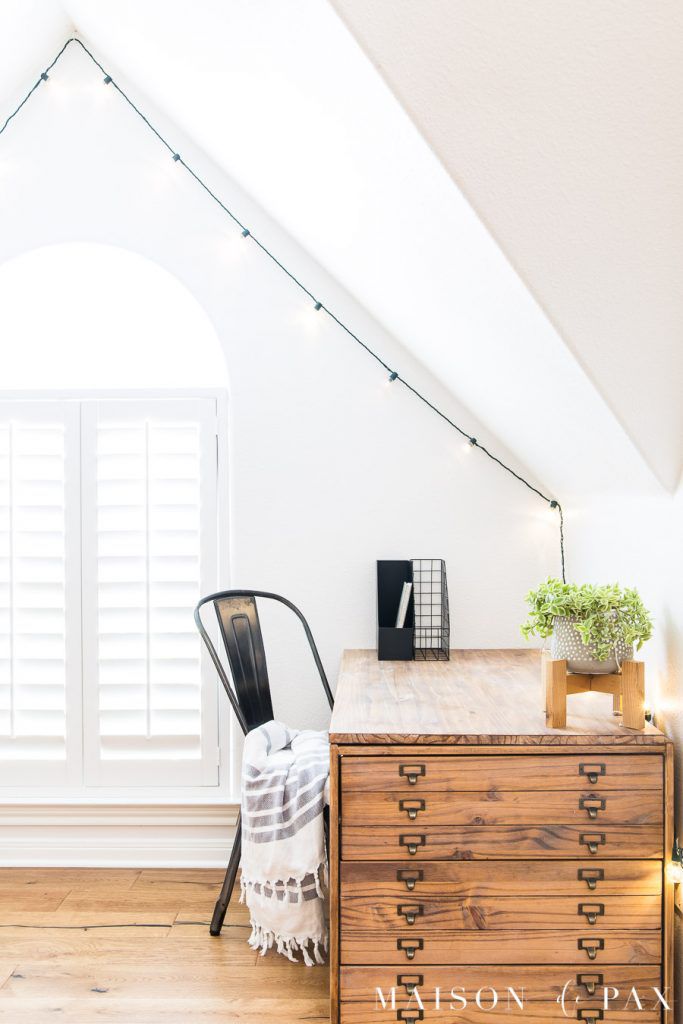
[0,803,239,868]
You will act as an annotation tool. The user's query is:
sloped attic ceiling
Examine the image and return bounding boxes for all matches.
[0,0,671,500]
[331,0,683,494]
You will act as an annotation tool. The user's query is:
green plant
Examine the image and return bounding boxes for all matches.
[520,578,653,661]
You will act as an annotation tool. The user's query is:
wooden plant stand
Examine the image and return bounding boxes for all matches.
[543,652,645,730]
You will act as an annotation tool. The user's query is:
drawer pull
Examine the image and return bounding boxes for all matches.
[578,937,605,961]
[397,937,424,961]
[400,834,426,856]
[397,904,424,926]
[577,1012,603,1023]
[397,974,423,996]
[576,973,603,997]
[579,763,606,785]
[399,799,426,821]
[578,902,605,925]
[579,796,606,819]
[397,1011,424,1024]
[578,867,605,891]
[399,764,426,786]
[397,869,424,891]
[579,832,606,855]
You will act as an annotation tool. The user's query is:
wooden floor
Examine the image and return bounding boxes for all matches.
[0,869,329,1023]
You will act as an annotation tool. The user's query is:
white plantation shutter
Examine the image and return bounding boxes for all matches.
[81,398,219,786]
[0,402,81,785]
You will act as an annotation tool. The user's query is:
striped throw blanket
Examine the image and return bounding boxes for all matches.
[240,720,330,966]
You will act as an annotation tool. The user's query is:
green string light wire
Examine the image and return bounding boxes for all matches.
[0,36,566,583]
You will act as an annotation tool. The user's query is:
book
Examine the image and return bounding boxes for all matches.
[395,581,413,628]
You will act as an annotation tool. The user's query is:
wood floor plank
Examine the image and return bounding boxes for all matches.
[0,870,140,891]
[0,925,256,962]
[0,868,328,1020]
[0,996,330,1023]
[0,888,70,911]
[0,960,328,997]
[130,881,221,896]
[135,869,224,886]
[56,893,220,916]
[0,925,175,954]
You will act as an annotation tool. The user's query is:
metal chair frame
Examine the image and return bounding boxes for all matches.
[194,589,333,936]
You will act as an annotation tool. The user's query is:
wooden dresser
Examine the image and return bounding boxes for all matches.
[328,649,674,1024]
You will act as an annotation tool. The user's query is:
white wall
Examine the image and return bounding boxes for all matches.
[0,47,556,744]
[569,490,683,1003]
[570,491,683,815]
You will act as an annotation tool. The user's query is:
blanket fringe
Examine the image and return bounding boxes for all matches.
[248,922,327,967]
[241,860,328,966]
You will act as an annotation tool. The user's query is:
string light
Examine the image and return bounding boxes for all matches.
[0,35,567,583]
[314,301,322,311]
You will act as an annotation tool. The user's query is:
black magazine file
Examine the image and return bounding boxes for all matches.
[377,559,414,660]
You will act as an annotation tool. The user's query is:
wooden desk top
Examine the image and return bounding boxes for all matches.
[329,649,669,746]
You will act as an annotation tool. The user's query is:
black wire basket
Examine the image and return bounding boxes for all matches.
[412,558,450,661]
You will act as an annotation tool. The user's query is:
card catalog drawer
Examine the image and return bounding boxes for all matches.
[341,824,663,860]
[343,789,662,827]
[341,754,662,794]
[341,929,662,966]
[341,859,663,897]
[340,965,663,1023]
[340,893,661,932]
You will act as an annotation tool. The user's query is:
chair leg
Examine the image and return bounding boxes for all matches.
[210,811,242,936]
[323,805,330,853]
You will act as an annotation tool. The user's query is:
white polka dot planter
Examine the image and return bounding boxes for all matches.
[550,615,633,674]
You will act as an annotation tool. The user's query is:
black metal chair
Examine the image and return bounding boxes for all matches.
[194,589,334,936]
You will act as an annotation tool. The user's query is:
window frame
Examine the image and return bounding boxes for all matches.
[0,389,235,804]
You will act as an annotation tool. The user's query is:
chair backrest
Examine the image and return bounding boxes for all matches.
[194,589,333,735]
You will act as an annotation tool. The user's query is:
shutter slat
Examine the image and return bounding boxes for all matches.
[0,412,72,771]
[82,399,218,784]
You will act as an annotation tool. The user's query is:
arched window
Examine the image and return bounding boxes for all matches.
[0,244,229,794]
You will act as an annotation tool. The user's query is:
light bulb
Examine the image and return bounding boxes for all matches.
[296,299,324,334]
[666,860,683,884]
[219,232,245,265]
[539,504,559,525]
[667,840,683,883]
